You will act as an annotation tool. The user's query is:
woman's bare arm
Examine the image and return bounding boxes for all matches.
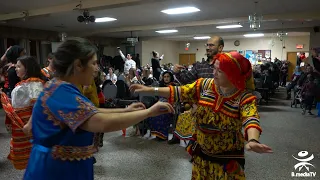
[80,110,150,133]
[80,101,174,133]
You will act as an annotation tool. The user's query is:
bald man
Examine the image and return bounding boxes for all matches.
[173,36,224,84]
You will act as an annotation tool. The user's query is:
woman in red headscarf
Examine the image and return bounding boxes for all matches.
[130,52,272,179]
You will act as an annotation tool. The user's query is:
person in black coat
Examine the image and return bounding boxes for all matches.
[151,51,164,81]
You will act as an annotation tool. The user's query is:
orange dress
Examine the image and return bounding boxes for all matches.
[1,78,44,169]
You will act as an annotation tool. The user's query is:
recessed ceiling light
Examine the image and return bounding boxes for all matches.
[161,7,200,15]
[243,33,264,37]
[156,30,178,34]
[193,36,211,40]
[95,17,117,23]
[216,24,243,29]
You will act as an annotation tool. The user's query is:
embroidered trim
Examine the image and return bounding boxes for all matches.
[211,80,242,112]
[195,78,203,100]
[15,77,44,87]
[244,125,262,141]
[168,85,174,104]
[52,144,97,161]
[57,96,98,132]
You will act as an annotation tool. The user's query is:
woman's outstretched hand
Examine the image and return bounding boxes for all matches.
[126,102,146,112]
[245,142,273,153]
[129,84,151,94]
[147,101,174,117]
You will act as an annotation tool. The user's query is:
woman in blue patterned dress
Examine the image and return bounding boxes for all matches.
[148,71,176,140]
[23,38,174,180]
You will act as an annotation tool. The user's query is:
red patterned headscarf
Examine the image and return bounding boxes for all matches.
[215,52,255,90]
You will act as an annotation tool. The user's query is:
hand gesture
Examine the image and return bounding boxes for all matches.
[23,123,32,135]
[147,101,174,117]
[173,64,185,73]
[245,141,273,153]
[129,84,152,94]
[126,102,146,112]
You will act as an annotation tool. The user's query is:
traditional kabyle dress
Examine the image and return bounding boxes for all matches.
[1,77,44,170]
[168,78,262,180]
[24,79,99,180]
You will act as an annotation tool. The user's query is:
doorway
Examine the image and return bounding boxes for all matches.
[287,52,309,80]
[179,54,196,66]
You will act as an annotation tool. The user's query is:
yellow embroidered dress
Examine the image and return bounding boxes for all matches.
[168,78,262,180]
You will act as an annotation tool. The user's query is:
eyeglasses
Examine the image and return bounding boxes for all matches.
[205,43,216,47]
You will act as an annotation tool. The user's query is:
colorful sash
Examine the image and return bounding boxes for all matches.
[1,92,33,170]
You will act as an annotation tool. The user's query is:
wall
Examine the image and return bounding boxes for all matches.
[178,36,310,62]
[0,26,57,41]
[141,40,179,66]
[103,45,126,57]
[309,31,320,67]
[101,35,310,68]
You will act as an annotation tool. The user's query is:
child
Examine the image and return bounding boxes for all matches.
[301,74,317,115]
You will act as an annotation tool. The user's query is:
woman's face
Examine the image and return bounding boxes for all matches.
[163,73,171,83]
[15,60,26,79]
[213,60,231,87]
[78,54,98,86]
[108,68,113,74]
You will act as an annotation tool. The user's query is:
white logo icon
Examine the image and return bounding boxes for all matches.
[293,151,315,171]
[291,151,316,177]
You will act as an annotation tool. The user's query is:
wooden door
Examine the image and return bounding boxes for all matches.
[179,54,196,65]
[287,52,298,81]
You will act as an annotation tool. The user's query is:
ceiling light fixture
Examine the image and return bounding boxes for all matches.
[248,2,263,31]
[243,33,264,37]
[95,17,117,23]
[216,24,243,29]
[161,7,200,15]
[156,29,178,34]
[77,10,95,24]
[193,36,211,40]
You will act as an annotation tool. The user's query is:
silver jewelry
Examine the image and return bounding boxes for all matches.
[154,87,159,96]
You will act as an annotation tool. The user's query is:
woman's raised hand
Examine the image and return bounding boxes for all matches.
[147,101,174,117]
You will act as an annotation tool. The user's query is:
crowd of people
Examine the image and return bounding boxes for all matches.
[252,56,320,115]
[0,36,319,180]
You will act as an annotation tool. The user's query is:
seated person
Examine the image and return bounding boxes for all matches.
[106,67,117,84]
[286,66,302,99]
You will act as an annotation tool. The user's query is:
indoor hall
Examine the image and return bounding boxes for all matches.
[0,0,319,179]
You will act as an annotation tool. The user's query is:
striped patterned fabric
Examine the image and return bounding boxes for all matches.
[1,93,33,170]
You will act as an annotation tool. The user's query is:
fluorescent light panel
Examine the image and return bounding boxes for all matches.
[156,29,178,34]
[95,17,117,23]
[161,7,200,15]
[243,33,264,37]
[216,24,243,29]
[194,36,210,40]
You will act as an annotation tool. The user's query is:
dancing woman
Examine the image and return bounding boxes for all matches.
[23,38,173,180]
[1,56,45,169]
[131,52,272,179]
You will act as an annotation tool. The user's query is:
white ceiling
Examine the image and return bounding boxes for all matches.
[0,0,319,40]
